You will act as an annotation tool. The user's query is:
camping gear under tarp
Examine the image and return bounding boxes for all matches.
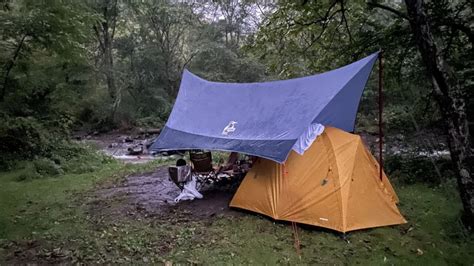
[230,127,406,233]
[150,52,379,163]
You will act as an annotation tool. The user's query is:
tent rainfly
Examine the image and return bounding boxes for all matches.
[231,127,406,232]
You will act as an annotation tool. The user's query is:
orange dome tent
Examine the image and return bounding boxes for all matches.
[230,127,406,233]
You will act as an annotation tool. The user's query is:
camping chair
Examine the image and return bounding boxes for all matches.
[168,159,192,190]
[189,150,217,188]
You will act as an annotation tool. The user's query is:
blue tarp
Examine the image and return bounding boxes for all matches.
[150,52,379,163]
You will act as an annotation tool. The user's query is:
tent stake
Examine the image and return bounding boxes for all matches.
[291,221,301,255]
[378,51,384,181]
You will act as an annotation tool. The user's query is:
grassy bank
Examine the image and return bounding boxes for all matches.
[0,158,167,239]
[0,159,473,264]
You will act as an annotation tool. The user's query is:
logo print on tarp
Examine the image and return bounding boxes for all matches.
[222,121,237,136]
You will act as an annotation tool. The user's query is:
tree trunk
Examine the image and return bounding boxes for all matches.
[100,0,117,102]
[0,34,27,102]
[94,0,118,122]
[405,0,474,229]
[103,30,116,101]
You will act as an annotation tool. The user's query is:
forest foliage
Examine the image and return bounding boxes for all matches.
[0,0,267,167]
[0,0,472,173]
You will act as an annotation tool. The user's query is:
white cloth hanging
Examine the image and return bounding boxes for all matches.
[174,175,203,202]
[292,123,325,155]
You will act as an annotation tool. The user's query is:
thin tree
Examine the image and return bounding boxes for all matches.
[403,0,473,228]
[93,0,119,120]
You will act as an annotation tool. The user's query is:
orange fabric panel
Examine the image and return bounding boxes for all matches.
[363,146,400,203]
[230,127,406,233]
[230,158,280,218]
[323,130,360,230]
[279,136,343,231]
[344,141,407,231]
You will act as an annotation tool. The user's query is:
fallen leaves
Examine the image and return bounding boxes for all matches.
[416,248,424,256]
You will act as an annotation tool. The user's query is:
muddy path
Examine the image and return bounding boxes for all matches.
[77,129,243,224]
[87,166,241,224]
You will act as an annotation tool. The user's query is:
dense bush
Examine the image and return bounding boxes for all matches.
[15,163,42,181]
[0,116,51,168]
[12,142,115,181]
[385,154,454,185]
[33,158,64,176]
[61,144,115,174]
[0,115,87,170]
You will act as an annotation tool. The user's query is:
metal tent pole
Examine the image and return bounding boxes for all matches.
[378,51,384,181]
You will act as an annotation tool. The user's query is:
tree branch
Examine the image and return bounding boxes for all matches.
[110,0,118,40]
[0,34,27,102]
[367,1,408,20]
[340,0,353,44]
[443,19,474,45]
[93,25,105,52]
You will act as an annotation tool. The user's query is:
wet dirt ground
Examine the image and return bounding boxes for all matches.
[88,166,241,223]
[76,130,242,223]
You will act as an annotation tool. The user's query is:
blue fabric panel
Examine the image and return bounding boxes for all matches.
[151,126,296,163]
[151,52,379,162]
[312,54,378,131]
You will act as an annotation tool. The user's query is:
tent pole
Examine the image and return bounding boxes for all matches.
[378,50,384,181]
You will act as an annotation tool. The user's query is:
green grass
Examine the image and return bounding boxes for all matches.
[159,182,473,265]
[0,158,168,239]
[0,158,473,264]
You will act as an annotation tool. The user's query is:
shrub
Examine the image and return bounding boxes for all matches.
[385,154,454,185]
[33,158,64,176]
[60,143,115,174]
[0,115,76,170]
[136,116,165,129]
[15,163,43,181]
[11,141,115,181]
[0,116,51,165]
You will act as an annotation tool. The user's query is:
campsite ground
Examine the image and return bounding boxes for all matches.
[1,153,473,264]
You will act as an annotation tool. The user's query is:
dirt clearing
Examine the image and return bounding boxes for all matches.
[88,166,241,223]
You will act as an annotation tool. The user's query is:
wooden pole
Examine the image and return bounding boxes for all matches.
[378,51,384,181]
